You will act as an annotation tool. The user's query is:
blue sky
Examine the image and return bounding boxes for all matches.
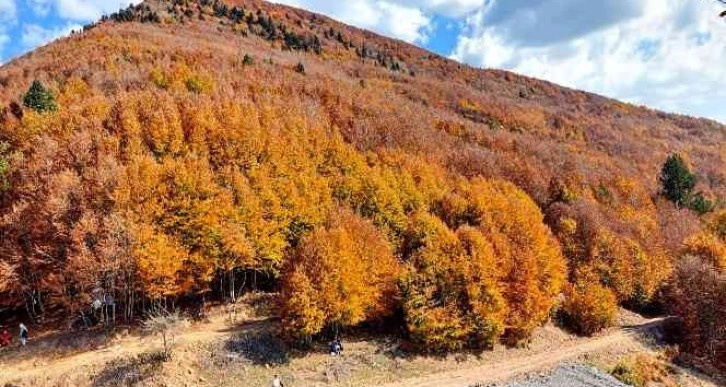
[1,0,725,123]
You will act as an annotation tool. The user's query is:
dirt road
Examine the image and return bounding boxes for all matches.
[0,316,666,386]
[380,319,665,387]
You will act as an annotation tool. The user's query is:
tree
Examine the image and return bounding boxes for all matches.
[23,80,58,113]
[0,142,10,192]
[668,256,726,370]
[279,210,400,341]
[399,213,507,352]
[143,309,184,358]
[660,154,695,208]
[294,62,306,74]
[561,271,617,335]
[467,179,567,344]
[243,53,254,65]
[690,192,715,215]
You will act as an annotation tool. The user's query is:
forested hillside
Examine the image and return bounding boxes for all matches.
[0,0,724,367]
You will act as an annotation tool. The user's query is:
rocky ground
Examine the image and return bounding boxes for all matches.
[499,364,628,387]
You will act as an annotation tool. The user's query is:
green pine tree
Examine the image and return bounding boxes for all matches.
[660,153,696,208]
[23,80,57,113]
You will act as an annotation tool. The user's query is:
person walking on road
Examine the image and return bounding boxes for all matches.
[19,323,28,346]
[0,327,10,347]
[272,374,284,387]
[330,338,343,356]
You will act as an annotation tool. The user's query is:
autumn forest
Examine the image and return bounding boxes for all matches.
[0,0,725,371]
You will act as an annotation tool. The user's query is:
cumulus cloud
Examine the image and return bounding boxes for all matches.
[0,0,17,61]
[274,0,433,43]
[0,0,16,23]
[452,0,726,122]
[272,0,484,43]
[53,0,143,21]
[27,0,52,17]
[21,22,82,49]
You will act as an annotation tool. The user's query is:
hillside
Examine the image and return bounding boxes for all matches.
[0,0,725,368]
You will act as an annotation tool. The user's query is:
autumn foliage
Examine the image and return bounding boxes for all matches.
[280,210,400,341]
[0,0,723,356]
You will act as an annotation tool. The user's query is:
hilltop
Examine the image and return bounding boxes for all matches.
[0,0,725,378]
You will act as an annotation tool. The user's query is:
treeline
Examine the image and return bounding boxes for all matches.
[1,75,714,353]
[0,78,564,350]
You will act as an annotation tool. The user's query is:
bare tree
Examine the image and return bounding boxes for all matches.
[142,309,185,358]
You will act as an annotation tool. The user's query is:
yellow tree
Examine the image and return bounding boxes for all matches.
[280,210,400,341]
[468,179,566,344]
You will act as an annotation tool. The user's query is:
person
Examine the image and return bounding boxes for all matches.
[19,323,28,347]
[0,328,10,347]
[272,374,284,387]
[330,338,343,356]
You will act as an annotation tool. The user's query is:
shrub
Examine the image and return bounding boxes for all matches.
[185,74,214,94]
[23,80,58,113]
[243,54,254,65]
[683,232,726,270]
[294,62,306,74]
[667,256,726,370]
[610,354,677,387]
[561,275,618,335]
[689,192,715,215]
[143,309,184,357]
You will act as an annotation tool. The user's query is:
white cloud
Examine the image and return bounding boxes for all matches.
[53,0,142,21]
[452,0,726,122]
[396,0,485,18]
[21,22,82,49]
[0,0,16,24]
[0,0,17,62]
[27,0,51,17]
[274,0,434,43]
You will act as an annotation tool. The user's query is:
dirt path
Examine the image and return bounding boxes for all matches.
[0,311,265,383]
[0,316,664,386]
[381,319,665,387]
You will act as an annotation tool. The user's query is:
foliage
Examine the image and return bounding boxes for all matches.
[689,192,715,215]
[399,216,506,352]
[280,210,400,341]
[561,272,618,335]
[243,54,255,66]
[400,178,566,350]
[0,0,723,358]
[0,142,10,192]
[295,62,306,74]
[660,154,696,208]
[683,231,726,270]
[610,354,677,387]
[668,255,726,370]
[23,80,58,113]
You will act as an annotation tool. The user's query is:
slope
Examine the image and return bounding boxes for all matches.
[0,0,723,350]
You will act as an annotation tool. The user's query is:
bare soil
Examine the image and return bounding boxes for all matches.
[0,301,720,387]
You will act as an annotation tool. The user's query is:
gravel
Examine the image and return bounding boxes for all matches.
[486,363,630,387]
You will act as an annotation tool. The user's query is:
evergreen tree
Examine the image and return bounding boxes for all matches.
[23,80,57,113]
[294,62,306,74]
[660,153,695,207]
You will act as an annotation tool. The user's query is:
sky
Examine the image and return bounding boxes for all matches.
[0,0,724,123]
